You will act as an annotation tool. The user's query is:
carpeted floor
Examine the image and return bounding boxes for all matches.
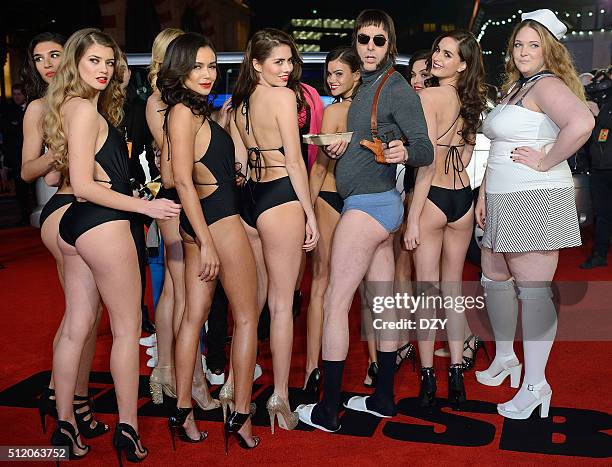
[0,226,610,465]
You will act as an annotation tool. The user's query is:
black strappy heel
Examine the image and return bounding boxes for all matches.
[224,411,260,454]
[51,420,89,463]
[38,387,57,434]
[113,423,148,466]
[462,334,489,371]
[73,394,110,439]
[167,407,208,450]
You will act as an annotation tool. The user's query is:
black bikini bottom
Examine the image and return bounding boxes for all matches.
[40,193,76,228]
[157,186,179,202]
[180,182,239,239]
[239,177,298,229]
[427,185,473,223]
[319,190,343,215]
[58,183,133,246]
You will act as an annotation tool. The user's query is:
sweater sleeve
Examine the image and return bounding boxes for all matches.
[387,77,434,167]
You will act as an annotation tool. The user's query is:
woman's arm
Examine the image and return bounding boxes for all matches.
[512,78,595,171]
[309,104,340,203]
[21,99,55,182]
[276,88,319,249]
[404,89,438,250]
[66,99,180,219]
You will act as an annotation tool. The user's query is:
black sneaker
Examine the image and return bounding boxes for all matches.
[579,255,608,269]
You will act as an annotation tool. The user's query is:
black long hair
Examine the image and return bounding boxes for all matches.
[324,46,361,97]
[428,30,487,144]
[232,28,305,112]
[157,32,216,118]
[21,32,67,102]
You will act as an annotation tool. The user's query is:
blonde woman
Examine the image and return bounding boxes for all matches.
[475,10,594,419]
[45,28,179,461]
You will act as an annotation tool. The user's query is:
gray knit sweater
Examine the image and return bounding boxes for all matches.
[335,60,433,199]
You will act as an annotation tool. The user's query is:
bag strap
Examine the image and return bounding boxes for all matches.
[370,67,396,137]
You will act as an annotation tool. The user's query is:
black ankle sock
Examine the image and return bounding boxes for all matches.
[366,351,397,416]
[312,360,344,428]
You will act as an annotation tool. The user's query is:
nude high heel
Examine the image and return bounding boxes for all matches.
[266,393,298,434]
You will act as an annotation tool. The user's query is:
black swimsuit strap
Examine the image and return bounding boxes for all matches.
[442,145,467,189]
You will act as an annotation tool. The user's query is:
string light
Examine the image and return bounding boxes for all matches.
[477,8,610,44]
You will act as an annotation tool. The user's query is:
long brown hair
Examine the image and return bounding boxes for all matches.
[502,20,585,101]
[43,28,125,178]
[429,30,487,145]
[232,28,305,112]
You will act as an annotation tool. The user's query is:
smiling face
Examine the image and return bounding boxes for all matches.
[410,59,430,92]
[77,42,115,91]
[431,36,466,81]
[183,46,217,96]
[33,41,64,84]
[326,59,360,98]
[254,44,294,87]
[512,26,545,78]
[356,24,389,72]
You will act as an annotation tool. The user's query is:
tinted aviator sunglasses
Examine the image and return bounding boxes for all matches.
[357,33,387,47]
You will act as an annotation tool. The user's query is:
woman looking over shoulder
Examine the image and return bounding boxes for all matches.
[21,31,108,440]
[230,28,318,432]
[144,27,186,405]
[305,46,360,396]
[159,32,259,451]
[45,28,180,462]
[404,30,487,410]
[474,10,593,420]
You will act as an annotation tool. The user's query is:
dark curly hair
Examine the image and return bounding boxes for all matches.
[428,30,487,145]
[157,32,216,118]
[21,32,67,102]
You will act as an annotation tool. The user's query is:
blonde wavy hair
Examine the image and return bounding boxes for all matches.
[148,28,184,91]
[43,28,125,178]
[502,20,585,101]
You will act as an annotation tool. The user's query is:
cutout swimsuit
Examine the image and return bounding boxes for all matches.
[179,120,239,238]
[59,120,134,246]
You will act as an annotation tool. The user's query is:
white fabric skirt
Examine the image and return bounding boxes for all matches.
[482,187,581,253]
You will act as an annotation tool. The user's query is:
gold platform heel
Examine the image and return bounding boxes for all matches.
[266,393,298,434]
[149,366,176,404]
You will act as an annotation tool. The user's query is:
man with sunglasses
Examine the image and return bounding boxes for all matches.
[298,9,433,432]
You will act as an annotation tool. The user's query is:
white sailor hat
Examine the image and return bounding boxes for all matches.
[521,9,567,40]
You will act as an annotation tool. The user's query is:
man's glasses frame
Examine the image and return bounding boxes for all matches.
[357,33,388,47]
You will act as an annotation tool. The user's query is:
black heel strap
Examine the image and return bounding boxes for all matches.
[57,420,87,450]
[117,423,146,454]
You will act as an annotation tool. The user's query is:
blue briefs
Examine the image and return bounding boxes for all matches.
[342,188,404,233]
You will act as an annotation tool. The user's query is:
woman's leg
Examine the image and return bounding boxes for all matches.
[210,216,259,443]
[42,205,100,406]
[440,208,473,366]
[175,237,216,437]
[76,222,143,435]
[305,198,339,383]
[158,217,185,339]
[52,236,101,456]
[242,220,268,313]
[412,200,445,368]
[257,202,305,401]
[502,250,558,411]
[478,247,519,378]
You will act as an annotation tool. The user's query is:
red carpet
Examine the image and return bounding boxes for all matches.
[1,227,610,465]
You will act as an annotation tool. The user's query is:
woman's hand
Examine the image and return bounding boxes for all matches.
[212,98,232,130]
[303,213,319,251]
[142,198,181,219]
[324,139,349,159]
[403,220,420,250]
[475,195,486,229]
[198,238,220,281]
[44,169,62,187]
[235,162,246,187]
[511,146,546,171]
